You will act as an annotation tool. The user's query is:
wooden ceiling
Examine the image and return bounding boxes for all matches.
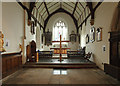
[17,0,103,33]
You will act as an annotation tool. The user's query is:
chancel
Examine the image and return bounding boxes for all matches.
[1,0,120,85]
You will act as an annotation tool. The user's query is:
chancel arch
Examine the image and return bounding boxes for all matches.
[44,13,79,51]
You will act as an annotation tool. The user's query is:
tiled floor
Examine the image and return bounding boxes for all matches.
[2,68,120,85]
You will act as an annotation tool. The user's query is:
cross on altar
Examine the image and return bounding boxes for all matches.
[50,35,70,62]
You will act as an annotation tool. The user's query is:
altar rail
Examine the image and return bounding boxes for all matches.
[38,51,53,58]
[67,51,85,58]
[2,52,22,78]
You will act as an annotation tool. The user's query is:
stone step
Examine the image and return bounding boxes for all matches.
[23,63,97,69]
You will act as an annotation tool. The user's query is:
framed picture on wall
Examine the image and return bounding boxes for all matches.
[31,21,35,35]
[69,31,76,43]
[44,30,52,46]
[96,27,102,42]
[86,34,89,44]
[70,34,76,42]
[90,26,95,43]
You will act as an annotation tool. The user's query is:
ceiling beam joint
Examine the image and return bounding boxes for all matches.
[86,2,94,19]
[72,2,78,15]
[44,2,50,15]
[78,1,103,28]
[44,8,78,33]
[17,1,44,28]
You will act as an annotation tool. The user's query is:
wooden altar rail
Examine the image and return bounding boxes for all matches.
[67,51,85,57]
[52,41,70,42]
[2,52,22,78]
[50,48,70,54]
[51,35,70,62]
[38,51,53,58]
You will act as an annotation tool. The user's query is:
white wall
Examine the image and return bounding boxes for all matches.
[80,2,118,70]
[23,7,36,63]
[40,13,79,51]
[0,2,2,31]
[0,2,2,84]
[2,2,36,64]
[36,26,40,50]
[2,2,24,52]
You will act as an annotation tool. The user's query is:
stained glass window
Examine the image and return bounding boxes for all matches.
[53,20,68,41]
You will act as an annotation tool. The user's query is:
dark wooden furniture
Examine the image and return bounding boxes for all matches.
[38,51,53,58]
[104,63,120,81]
[67,51,85,58]
[2,52,22,78]
[104,31,120,81]
[84,52,92,60]
[69,31,77,42]
[26,40,36,62]
[44,30,52,46]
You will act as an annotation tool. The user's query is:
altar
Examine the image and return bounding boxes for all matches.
[50,35,70,62]
[50,48,70,54]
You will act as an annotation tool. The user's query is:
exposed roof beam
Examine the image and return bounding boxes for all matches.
[64,2,74,9]
[17,1,44,28]
[30,2,36,13]
[94,2,103,11]
[72,2,78,15]
[62,4,73,12]
[78,2,103,28]
[77,4,82,13]
[60,2,62,8]
[17,1,35,21]
[78,14,90,28]
[44,8,78,33]
[42,9,47,16]
[48,2,59,9]
[79,2,85,9]
[46,2,51,5]
[76,10,80,16]
[86,2,94,19]
[84,6,87,25]
[17,1,29,11]
[31,14,44,28]
[38,2,43,9]
[44,2,49,15]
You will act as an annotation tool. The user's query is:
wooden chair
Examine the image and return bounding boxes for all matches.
[84,52,92,60]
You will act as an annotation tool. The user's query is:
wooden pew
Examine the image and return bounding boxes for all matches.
[2,52,22,78]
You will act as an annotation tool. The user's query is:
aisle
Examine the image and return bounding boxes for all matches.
[3,68,120,85]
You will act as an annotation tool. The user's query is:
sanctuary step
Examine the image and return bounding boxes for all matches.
[23,63,97,69]
[23,58,97,69]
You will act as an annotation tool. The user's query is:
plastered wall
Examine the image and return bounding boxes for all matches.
[2,2,24,52]
[0,2,2,31]
[2,2,36,64]
[80,2,118,70]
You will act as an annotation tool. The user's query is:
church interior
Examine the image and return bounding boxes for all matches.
[0,0,120,85]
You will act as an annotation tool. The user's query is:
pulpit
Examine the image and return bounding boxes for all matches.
[26,40,36,62]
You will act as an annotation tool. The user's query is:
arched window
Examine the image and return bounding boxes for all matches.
[53,20,68,41]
